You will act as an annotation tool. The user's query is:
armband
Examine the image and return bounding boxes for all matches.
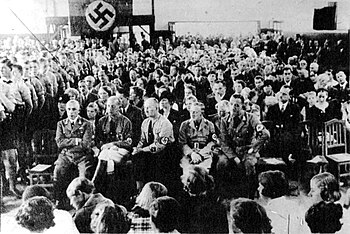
[150,146,157,153]
[256,124,264,132]
[126,138,132,145]
[160,137,169,145]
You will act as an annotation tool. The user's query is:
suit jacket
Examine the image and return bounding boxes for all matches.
[276,79,298,93]
[206,91,232,117]
[333,83,350,102]
[160,108,181,139]
[194,76,211,103]
[124,104,144,147]
[292,78,315,96]
[173,78,185,108]
[55,116,93,157]
[79,92,98,118]
[265,102,301,133]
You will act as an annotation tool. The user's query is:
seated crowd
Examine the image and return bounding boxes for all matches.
[1,33,350,233]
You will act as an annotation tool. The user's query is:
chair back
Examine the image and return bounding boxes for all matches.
[300,120,324,157]
[324,119,347,156]
[32,129,58,165]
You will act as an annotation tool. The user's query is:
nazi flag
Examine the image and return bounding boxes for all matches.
[85,1,116,31]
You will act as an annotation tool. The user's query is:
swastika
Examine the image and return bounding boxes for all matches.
[88,2,115,29]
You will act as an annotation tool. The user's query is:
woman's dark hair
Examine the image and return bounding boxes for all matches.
[15,196,55,232]
[136,77,148,88]
[149,196,180,233]
[231,94,245,104]
[305,201,343,233]
[316,87,329,95]
[154,68,164,78]
[230,198,272,234]
[248,90,258,101]
[130,86,144,98]
[184,83,196,96]
[235,79,246,88]
[99,85,113,97]
[258,170,289,199]
[90,204,130,233]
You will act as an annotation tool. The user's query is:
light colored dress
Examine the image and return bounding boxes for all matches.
[265,196,310,234]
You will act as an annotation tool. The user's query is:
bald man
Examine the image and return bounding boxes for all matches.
[132,98,176,192]
[54,100,93,209]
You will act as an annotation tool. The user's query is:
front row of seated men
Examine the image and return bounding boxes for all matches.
[54,94,269,207]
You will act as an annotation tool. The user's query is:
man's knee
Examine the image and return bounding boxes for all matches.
[216,155,229,171]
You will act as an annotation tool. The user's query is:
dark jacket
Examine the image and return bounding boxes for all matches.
[79,92,98,118]
[123,104,144,146]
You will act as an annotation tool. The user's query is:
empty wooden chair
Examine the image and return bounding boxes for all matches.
[28,129,58,188]
[323,119,350,185]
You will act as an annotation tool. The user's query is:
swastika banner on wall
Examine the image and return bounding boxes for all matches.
[85,0,116,31]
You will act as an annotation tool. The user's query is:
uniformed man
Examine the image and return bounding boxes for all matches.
[218,94,269,199]
[179,102,216,171]
[0,59,18,197]
[38,57,58,97]
[26,60,45,110]
[92,96,133,200]
[30,59,55,130]
[10,64,33,182]
[132,97,176,192]
[54,100,93,209]
[30,59,54,97]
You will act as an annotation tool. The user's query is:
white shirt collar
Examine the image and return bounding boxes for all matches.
[341,82,348,89]
[125,103,130,112]
[279,102,287,110]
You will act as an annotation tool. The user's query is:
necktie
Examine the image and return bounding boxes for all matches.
[233,116,241,128]
[147,120,154,145]
[281,105,285,113]
[194,120,201,130]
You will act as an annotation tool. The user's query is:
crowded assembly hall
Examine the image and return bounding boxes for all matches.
[1,0,350,233]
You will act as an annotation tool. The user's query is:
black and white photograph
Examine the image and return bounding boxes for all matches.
[1,0,350,233]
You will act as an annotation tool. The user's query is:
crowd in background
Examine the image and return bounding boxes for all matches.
[1,31,350,233]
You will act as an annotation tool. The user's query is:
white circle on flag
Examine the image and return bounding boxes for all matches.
[85,1,116,31]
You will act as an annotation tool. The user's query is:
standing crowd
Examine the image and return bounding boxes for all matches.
[1,32,350,233]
